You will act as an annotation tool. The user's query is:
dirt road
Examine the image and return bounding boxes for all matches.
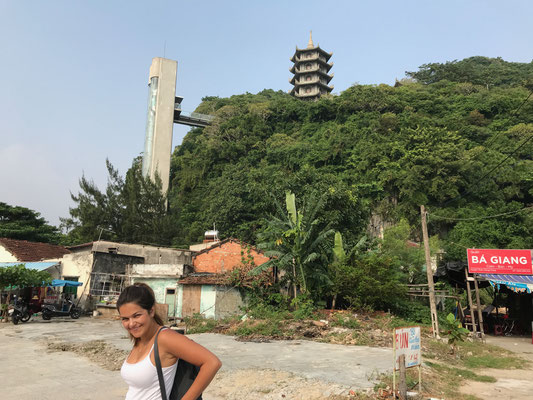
[1,317,392,399]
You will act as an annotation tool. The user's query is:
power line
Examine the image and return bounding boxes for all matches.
[483,88,533,148]
[442,125,533,207]
[429,206,533,221]
[441,86,533,207]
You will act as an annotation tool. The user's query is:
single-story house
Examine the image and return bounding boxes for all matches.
[179,238,271,319]
[62,240,193,310]
[0,237,70,279]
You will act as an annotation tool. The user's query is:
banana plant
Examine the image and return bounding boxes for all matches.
[330,232,368,309]
[257,190,334,297]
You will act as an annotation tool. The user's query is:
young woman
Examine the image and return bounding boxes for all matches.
[118,283,221,400]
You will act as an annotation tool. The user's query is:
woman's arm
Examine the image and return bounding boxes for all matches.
[159,329,222,400]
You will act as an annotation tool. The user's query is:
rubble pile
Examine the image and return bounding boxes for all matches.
[47,340,128,371]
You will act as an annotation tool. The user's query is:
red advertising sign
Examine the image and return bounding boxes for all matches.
[467,249,533,275]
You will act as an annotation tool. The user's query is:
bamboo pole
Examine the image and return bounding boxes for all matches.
[465,268,477,336]
[473,275,485,340]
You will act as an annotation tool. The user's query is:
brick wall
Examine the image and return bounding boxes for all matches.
[193,240,269,273]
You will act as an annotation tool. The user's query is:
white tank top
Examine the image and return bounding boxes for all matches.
[120,342,178,400]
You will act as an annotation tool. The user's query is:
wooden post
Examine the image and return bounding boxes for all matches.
[420,205,440,339]
[418,364,422,393]
[398,354,407,400]
[473,275,485,339]
[392,330,396,394]
[465,268,477,336]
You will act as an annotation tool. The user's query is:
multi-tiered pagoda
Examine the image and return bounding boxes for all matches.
[289,32,333,100]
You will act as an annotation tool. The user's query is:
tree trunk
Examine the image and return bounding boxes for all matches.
[292,259,297,299]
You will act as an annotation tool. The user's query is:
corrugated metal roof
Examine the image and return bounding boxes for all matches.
[0,262,59,271]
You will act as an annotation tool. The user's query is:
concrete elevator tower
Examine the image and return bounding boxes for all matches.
[141,57,214,196]
[142,57,177,195]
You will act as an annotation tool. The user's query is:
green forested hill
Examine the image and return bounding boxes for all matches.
[168,57,533,259]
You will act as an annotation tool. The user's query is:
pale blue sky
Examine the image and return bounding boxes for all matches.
[1,1,532,227]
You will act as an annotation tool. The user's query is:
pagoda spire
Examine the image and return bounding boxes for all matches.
[289,34,334,101]
[307,30,314,49]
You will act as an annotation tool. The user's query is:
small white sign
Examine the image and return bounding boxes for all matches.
[394,326,421,370]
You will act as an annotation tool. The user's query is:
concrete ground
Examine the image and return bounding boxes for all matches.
[0,317,392,400]
[460,334,533,400]
[485,334,533,363]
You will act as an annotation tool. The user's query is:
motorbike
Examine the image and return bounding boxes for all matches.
[41,298,81,320]
[8,299,31,325]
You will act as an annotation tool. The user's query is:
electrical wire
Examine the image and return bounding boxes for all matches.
[483,88,533,148]
[429,206,533,221]
[440,86,533,207]
[442,125,533,207]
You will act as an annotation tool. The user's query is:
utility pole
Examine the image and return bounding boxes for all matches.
[420,205,440,339]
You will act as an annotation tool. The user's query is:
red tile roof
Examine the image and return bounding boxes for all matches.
[0,238,70,261]
[179,273,227,285]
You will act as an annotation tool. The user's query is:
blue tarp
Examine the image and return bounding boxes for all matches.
[479,274,533,294]
[0,262,59,271]
[50,279,82,287]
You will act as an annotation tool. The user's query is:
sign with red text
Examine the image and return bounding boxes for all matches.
[393,326,421,370]
[467,249,533,275]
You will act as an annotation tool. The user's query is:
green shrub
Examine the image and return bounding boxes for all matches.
[290,294,316,320]
[331,313,360,329]
[183,313,218,334]
[392,300,433,325]
[235,321,282,337]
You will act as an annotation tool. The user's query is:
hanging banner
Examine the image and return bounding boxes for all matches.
[467,249,533,275]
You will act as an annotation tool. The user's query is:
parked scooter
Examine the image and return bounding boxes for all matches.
[42,297,81,320]
[8,298,31,325]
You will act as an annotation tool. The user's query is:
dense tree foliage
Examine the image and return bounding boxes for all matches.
[0,264,52,289]
[62,158,176,245]
[168,57,533,261]
[65,56,533,307]
[0,202,62,244]
[406,56,533,87]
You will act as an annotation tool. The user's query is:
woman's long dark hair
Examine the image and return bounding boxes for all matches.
[117,282,164,341]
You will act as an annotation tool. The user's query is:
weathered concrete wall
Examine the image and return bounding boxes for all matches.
[214,287,245,319]
[131,264,185,277]
[131,277,179,318]
[130,277,175,303]
[44,264,62,280]
[61,252,94,307]
[90,241,193,265]
[0,244,18,262]
[194,241,269,274]
[93,253,143,274]
[0,245,18,262]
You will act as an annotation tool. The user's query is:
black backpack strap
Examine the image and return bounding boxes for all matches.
[154,326,167,400]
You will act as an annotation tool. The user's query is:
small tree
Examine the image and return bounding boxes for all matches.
[329,232,367,309]
[444,313,470,354]
[0,264,52,290]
